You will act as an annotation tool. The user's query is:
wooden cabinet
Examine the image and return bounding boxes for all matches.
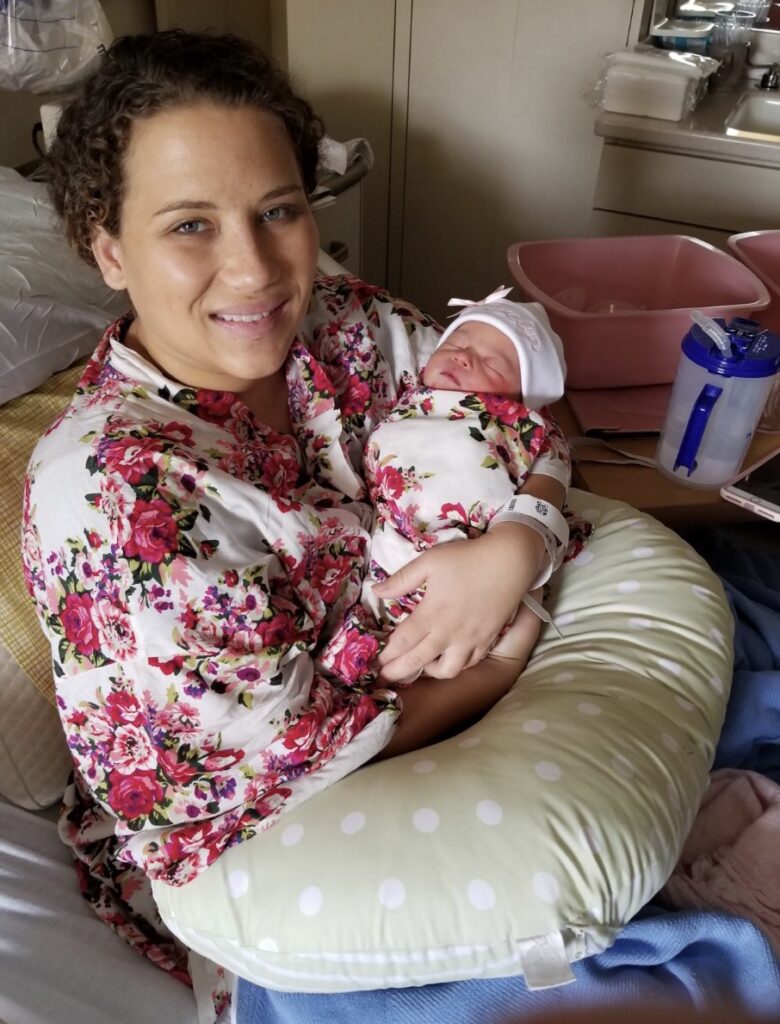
[391,0,643,320]
[591,141,780,247]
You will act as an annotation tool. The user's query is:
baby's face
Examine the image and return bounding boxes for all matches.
[422,321,521,396]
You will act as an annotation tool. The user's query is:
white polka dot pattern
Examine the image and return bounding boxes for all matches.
[535,761,562,782]
[227,870,249,899]
[299,886,323,917]
[577,702,602,717]
[378,878,406,909]
[617,580,641,594]
[457,735,482,749]
[532,872,560,904]
[476,800,503,826]
[413,808,440,833]
[467,879,496,911]
[340,812,366,835]
[522,718,547,733]
[281,823,304,847]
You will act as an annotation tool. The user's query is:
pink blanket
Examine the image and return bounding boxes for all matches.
[661,768,780,956]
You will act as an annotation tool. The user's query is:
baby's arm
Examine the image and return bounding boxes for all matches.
[487,410,571,587]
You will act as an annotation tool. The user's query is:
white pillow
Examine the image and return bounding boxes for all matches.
[0,798,200,1024]
[0,167,127,406]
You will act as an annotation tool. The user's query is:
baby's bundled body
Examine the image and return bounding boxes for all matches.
[361,380,549,626]
[317,286,589,689]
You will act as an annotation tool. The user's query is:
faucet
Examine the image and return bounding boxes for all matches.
[759,62,780,89]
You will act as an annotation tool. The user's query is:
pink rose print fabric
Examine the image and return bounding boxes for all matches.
[318,383,590,684]
[362,384,550,626]
[21,275,440,1007]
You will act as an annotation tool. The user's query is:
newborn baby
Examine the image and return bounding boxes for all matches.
[319,287,582,688]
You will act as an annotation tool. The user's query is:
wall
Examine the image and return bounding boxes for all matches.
[268,0,397,289]
[153,0,270,47]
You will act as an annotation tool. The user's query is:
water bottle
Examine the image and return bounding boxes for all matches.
[656,316,780,488]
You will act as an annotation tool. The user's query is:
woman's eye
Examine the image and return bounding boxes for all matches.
[262,204,296,224]
[173,220,206,235]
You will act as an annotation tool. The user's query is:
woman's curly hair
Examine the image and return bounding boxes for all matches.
[46,30,324,267]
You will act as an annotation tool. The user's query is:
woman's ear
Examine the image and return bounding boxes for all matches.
[91,227,128,290]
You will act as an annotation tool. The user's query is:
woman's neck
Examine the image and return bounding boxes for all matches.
[122,320,292,434]
[240,373,292,435]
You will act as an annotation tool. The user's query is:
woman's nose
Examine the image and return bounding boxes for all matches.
[218,221,281,292]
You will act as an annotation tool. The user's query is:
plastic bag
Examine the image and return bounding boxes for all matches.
[0,166,128,405]
[588,45,720,120]
[0,0,112,93]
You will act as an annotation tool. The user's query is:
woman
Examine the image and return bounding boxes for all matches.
[22,29,572,1015]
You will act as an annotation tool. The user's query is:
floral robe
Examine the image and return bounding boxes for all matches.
[21,276,440,995]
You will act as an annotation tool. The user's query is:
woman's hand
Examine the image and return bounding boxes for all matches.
[373,520,547,683]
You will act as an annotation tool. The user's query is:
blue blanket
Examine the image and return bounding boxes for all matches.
[237,529,780,1021]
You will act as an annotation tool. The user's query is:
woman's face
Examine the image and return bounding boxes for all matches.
[91,101,319,395]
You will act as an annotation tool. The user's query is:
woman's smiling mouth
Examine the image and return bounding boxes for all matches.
[210,299,288,336]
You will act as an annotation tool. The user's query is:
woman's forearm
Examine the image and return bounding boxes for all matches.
[373,656,522,759]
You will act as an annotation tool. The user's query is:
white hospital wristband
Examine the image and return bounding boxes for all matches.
[488,496,569,589]
[528,457,571,488]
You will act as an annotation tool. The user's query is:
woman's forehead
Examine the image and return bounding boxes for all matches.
[121,102,300,206]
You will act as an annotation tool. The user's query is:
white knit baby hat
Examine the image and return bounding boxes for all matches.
[436,286,567,408]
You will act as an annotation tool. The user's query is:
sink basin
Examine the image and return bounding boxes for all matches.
[725,92,780,142]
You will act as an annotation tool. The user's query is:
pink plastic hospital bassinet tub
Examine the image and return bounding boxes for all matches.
[728,230,780,431]
[728,230,780,332]
[507,235,770,390]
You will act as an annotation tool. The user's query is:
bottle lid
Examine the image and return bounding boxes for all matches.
[682,318,780,378]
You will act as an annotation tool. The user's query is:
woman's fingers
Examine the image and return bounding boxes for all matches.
[423,646,475,679]
[376,614,430,668]
[378,632,438,683]
[378,626,475,683]
[372,558,427,599]
[378,624,484,683]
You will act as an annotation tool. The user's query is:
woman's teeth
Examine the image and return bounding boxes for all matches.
[215,311,271,322]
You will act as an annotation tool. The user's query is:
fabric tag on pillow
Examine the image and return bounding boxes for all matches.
[517,931,576,990]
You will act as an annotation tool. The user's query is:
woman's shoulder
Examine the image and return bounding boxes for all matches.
[306,273,442,382]
[309,272,435,323]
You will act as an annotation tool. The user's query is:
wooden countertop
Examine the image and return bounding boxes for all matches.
[551,396,779,528]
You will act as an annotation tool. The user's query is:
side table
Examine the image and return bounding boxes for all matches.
[551,396,779,530]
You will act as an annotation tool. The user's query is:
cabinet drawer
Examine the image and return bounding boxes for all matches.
[588,210,732,249]
[593,144,780,232]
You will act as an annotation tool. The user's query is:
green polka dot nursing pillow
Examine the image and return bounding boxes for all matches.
[153,489,732,993]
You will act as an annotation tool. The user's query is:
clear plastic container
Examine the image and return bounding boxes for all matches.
[709,10,756,91]
[602,49,705,120]
[652,18,714,53]
[506,235,770,390]
[656,318,780,487]
[675,1,736,16]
